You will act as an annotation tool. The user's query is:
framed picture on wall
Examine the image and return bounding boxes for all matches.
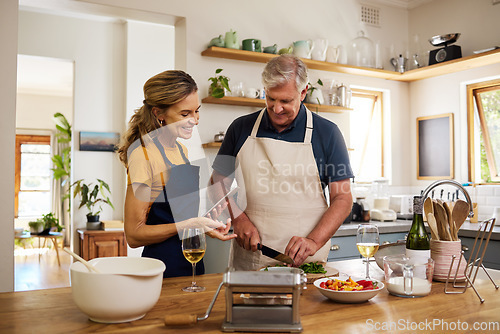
[417,113,454,180]
[79,131,120,152]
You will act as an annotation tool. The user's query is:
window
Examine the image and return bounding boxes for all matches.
[349,89,384,182]
[467,79,500,183]
[15,135,52,218]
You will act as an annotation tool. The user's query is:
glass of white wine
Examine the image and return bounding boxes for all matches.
[182,228,206,292]
[356,223,380,279]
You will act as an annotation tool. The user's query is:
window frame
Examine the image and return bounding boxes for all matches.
[467,78,500,183]
[14,134,52,218]
[350,88,385,179]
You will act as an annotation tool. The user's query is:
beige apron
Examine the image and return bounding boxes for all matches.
[229,107,330,271]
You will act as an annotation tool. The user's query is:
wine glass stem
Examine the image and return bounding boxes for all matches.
[365,256,370,279]
[191,263,196,287]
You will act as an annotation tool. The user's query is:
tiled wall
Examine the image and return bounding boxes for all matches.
[389,184,500,222]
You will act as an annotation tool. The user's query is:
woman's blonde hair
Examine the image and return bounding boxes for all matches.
[117,70,197,165]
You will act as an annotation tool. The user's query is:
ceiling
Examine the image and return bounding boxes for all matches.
[17,55,74,97]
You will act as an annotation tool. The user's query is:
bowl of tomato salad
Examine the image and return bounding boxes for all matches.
[314,276,384,303]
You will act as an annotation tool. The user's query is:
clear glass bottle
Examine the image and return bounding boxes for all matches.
[405,196,430,261]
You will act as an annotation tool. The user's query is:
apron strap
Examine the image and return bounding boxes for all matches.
[250,109,266,137]
[304,107,313,144]
[250,107,314,144]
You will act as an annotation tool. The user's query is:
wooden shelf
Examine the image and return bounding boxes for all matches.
[202,141,222,149]
[201,47,500,82]
[201,96,352,113]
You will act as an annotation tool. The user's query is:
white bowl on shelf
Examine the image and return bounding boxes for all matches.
[69,256,165,323]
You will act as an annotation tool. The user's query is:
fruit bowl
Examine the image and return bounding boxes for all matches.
[314,276,384,303]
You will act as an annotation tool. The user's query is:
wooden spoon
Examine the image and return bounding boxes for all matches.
[426,212,439,240]
[423,197,434,222]
[63,248,101,273]
[452,200,470,240]
[443,201,455,241]
[433,200,452,241]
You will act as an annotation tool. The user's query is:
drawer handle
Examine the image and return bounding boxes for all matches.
[462,245,469,252]
[330,245,340,251]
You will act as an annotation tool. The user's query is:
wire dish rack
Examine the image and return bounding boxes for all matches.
[444,218,499,303]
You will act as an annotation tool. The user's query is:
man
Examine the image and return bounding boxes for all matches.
[211,54,353,270]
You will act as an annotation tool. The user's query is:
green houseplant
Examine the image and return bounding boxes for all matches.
[208,68,231,98]
[72,179,114,225]
[29,212,63,235]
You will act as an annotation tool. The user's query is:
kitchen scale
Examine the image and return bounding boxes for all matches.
[428,33,462,65]
[221,268,306,332]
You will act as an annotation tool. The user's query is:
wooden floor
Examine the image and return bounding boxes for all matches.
[14,244,72,291]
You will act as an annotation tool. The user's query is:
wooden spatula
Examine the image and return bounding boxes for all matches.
[452,200,470,240]
[426,212,439,240]
[433,200,452,241]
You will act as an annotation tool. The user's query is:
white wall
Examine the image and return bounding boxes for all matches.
[16,93,73,130]
[409,0,500,58]
[0,0,18,293]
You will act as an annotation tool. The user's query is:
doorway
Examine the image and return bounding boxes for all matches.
[15,55,74,291]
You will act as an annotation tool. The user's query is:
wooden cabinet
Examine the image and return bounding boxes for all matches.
[328,232,407,261]
[461,237,500,270]
[78,229,127,261]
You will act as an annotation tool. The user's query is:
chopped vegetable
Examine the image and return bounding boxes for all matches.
[299,262,327,274]
[319,277,379,291]
[264,261,327,274]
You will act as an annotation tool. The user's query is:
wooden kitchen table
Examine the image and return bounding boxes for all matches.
[1,259,499,334]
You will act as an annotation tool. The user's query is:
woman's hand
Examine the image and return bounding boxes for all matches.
[205,202,228,220]
[179,217,237,241]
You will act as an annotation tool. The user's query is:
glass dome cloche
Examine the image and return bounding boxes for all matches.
[348,30,375,68]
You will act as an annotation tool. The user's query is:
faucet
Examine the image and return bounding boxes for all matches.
[421,179,474,218]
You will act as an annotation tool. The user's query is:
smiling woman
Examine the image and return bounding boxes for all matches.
[117,70,235,279]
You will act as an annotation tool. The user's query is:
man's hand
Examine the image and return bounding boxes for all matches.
[284,236,320,266]
[232,213,260,251]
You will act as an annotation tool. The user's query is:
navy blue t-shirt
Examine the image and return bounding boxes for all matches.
[212,104,354,190]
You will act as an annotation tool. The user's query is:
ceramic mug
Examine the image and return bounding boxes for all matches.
[242,39,262,52]
[244,87,259,99]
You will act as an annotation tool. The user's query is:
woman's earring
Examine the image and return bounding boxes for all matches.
[159,119,165,126]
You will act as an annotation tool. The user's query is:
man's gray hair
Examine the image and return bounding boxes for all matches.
[261,54,308,93]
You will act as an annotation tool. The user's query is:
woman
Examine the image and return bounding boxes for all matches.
[118,70,235,278]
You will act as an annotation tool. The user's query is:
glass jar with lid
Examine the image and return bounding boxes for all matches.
[348,30,375,68]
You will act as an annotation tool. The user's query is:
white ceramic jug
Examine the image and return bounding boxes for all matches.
[293,40,314,59]
[311,39,328,61]
[326,46,340,63]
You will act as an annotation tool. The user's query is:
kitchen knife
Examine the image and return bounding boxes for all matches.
[257,243,294,265]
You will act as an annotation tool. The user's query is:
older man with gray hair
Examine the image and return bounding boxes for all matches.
[211,54,353,270]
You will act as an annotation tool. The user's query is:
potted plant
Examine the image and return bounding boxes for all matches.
[28,212,63,235]
[72,179,114,229]
[306,79,324,105]
[28,220,44,235]
[208,68,231,98]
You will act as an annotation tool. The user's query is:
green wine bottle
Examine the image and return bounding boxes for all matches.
[405,195,430,261]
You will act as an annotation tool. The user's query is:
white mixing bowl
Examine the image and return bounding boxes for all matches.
[69,256,165,323]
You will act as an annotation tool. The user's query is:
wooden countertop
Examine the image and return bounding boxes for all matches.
[1,259,499,333]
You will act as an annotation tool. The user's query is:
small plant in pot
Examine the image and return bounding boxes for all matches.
[28,212,63,235]
[72,179,114,230]
[306,79,324,105]
[208,68,231,98]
